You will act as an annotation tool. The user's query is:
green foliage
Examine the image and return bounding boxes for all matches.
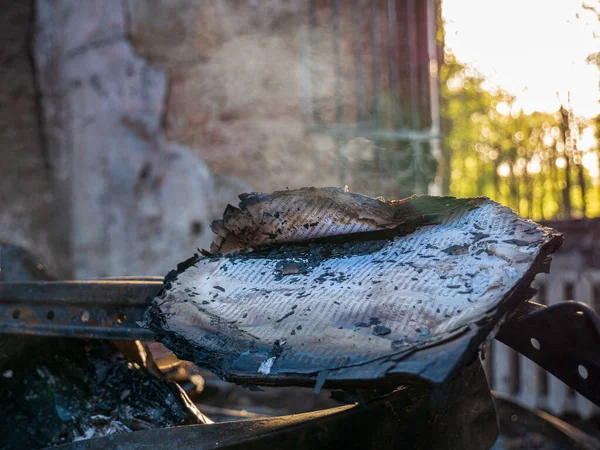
[584,1,600,142]
[440,53,600,220]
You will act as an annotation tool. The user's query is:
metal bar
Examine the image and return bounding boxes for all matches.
[0,280,161,305]
[0,280,161,340]
[574,277,597,418]
[386,0,400,129]
[546,276,569,415]
[298,14,312,123]
[306,124,439,141]
[309,0,322,123]
[3,323,156,340]
[330,0,343,124]
[371,0,382,126]
[352,0,366,122]
[425,0,442,194]
[101,276,164,281]
[406,0,421,129]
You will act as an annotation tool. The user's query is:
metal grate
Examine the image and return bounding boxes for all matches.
[300,0,441,198]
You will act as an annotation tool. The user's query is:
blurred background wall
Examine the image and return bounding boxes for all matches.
[0,0,64,272]
[0,0,442,278]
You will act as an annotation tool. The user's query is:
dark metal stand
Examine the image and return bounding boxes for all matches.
[495,301,600,406]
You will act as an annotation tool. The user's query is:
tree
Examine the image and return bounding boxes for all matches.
[440,52,598,219]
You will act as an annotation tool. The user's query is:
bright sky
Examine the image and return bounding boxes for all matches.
[442,0,600,118]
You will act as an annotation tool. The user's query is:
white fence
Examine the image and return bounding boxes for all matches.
[483,264,600,419]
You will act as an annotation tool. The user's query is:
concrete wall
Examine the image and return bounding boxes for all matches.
[0,0,437,278]
[0,0,68,276]
[125,0,342,192]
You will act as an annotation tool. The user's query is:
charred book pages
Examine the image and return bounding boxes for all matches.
[146,188,562,388]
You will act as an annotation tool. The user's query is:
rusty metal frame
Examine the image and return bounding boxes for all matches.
[0,279,160,340]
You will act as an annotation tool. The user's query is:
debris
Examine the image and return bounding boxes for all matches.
[279,262,301,275]
[373,325,391,336]
[275,311,295,323]
[502,239,530,246]
[147,188,562,387]
[258,357,276,375]
[313,370,330,394]
[441,244,470,255]
[210,188,482,253]
[0,338,208,449]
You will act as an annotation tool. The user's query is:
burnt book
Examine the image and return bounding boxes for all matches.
[146,187,562,389]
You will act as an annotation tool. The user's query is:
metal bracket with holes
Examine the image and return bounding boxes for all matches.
[0,280,160,340]
[495,301,600,406]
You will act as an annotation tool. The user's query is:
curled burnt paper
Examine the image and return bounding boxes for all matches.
[146,188,562,387]
[210,187,479,253]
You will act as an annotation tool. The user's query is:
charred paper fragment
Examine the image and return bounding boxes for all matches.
[147,188,562,387]
[210,187,482,254]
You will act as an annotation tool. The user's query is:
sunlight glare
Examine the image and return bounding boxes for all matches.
[582,152,600,179]
[495,102,510,116]
[443,0,600,118]
[577,127,597,152]
[447,77,464,91]
[543,135,554,147]
[497,162,511,177]
[527,156,542,174]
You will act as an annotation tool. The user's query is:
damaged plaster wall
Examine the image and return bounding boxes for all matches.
[3,0,430,278]
[0,0,363,279]
[123,1,438,198]
[33,0,249,278]
[0,0,67,276]
[124,0,349,192]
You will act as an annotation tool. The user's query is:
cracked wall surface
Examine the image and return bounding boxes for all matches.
[1,0,394,278]
[123,1,436,198]
[125,0,344,192]
[31,0,253,278]
[1,0,336,277]
[0,0,67,276]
